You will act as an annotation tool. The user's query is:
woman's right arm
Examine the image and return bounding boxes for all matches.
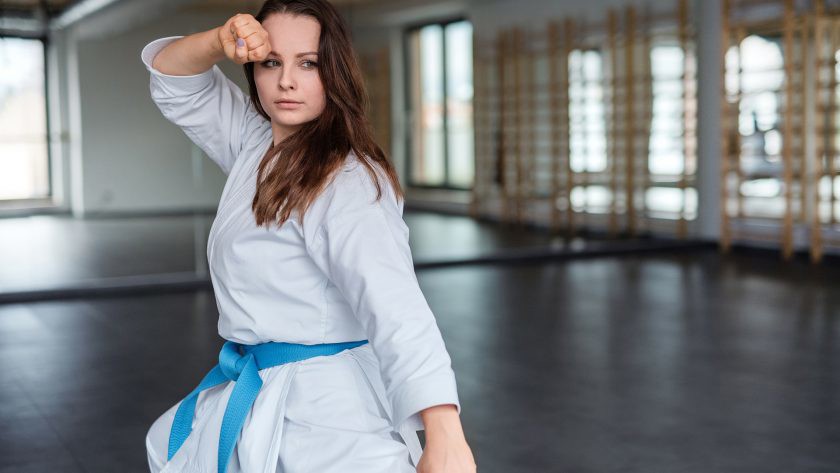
[151,27,226,76]
[154,14,269,74]
[140,15,272,174]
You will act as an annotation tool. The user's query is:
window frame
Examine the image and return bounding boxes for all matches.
[0,33,53,204]
[402,16,473,191]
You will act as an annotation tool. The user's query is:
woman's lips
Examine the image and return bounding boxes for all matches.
[274,100,302,110]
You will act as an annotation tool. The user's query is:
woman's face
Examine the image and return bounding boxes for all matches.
[255,13,326,145]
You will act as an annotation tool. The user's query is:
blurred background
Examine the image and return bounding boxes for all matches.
[0,0,839,471]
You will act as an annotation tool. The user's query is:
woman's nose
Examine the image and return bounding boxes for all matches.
[279,67,295,89]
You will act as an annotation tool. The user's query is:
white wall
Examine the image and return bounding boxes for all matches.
[61,0,455,217]
[62,4,250,216]
[46,27,73,213]
[47,0,722,240]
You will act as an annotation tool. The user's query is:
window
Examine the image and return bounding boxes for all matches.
[567,42,697,222]
[405,19,474,189]
[724,34,787,218]
[0,36,50,201]
[820,48,840,222]
[646,43,697,220]
[568,48,611,214]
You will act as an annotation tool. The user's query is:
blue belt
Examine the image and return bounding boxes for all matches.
[167,339,369,473]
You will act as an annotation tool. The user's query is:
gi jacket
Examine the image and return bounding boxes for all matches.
[140,36,461,452]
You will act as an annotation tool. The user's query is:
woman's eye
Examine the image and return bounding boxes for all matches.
[261,59,279,68]
[301,60,317,68]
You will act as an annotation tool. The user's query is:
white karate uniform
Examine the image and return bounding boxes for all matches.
[140,36,461,473]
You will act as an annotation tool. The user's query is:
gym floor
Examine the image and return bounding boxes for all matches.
[0,212,837,472]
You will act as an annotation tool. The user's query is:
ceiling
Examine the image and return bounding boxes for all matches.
[199,0,397,6]
[0,0,432,38]
[0,0,77,17]
[0,0,401,20]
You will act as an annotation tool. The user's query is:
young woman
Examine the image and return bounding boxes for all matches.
[139,0,476,472]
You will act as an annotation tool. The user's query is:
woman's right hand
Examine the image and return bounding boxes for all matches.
[217,13,271,65]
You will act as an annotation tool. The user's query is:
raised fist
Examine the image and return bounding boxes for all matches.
[218,13,271,65]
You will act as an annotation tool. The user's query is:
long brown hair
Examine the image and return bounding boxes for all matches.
[243,0,403,228]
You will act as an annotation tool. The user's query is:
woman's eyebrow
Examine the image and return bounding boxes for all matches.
[268,51,319,57]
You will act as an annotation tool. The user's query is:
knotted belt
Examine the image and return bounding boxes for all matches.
[167,339,369,473]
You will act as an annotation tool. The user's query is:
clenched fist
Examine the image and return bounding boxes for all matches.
[218,13,271,64]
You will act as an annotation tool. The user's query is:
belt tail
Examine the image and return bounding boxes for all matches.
[347,350,424,467]
[398,423,424,467]
[168,364,230,461]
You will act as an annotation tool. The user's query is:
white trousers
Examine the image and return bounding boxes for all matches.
[145,343,419,473]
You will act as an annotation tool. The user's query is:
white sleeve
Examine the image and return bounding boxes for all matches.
[139,36,267,175]
[304,165,461,433]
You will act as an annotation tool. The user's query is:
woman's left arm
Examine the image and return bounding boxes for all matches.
[302,166,469,460]
[418,404,477,473]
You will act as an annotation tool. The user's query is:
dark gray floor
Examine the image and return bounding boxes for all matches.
[0,247,838,472]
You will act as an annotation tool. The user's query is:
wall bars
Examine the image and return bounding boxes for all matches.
[470,0,697,239]
[812,0,840,261]
[721,0,840,261]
